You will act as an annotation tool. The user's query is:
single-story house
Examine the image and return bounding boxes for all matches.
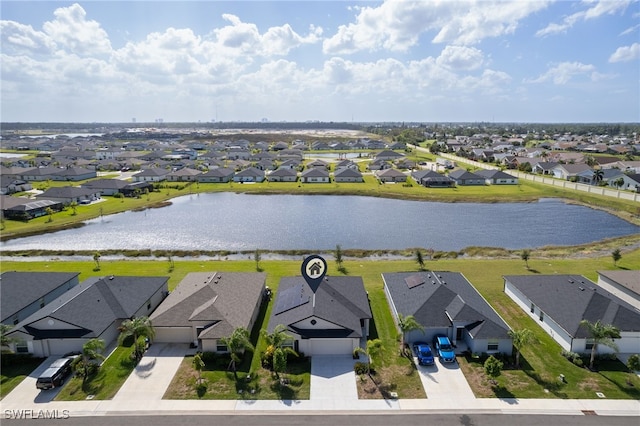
[306,159,329,169]
[504,275,640,355]
[596,270,640,310]
[197,167,235,183]
[150,272,266,352]
[448,169,485,186]
[0,195,63,221]
[267,168,298,182]
[167,167,202,182]
[51,167,97,181]
[411,170,455,188]
[374,150,405,161]
[0,175,32,195]
[300,168,330,183]
[132,168,170,182]
[474,169,519,185]
[334,167,363,182]
[550,164,593,183]
[82,178,129,196]
[383,271,512,355]
[233,167,265,183]
[1,272,80,328]
[267,274,372,356]
[35,187,101,205]
[376,168,407,183]
[6,275,169,357]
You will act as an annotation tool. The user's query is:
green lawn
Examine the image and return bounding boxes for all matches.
[0,355,45,400]
[3,249,640,400]
[55,345,137,401]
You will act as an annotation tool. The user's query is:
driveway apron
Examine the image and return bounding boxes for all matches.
[415,357,475,405]
[310,355,358,401]
[112,343,189,404]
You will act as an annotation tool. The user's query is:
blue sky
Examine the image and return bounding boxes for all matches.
[1,1,638,123]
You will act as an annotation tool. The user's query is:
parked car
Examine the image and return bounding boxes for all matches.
[36,356,74,390]
[412,341,435,366]
[433,335,456,363]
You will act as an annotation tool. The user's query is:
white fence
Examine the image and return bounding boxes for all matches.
[439,153,640,203]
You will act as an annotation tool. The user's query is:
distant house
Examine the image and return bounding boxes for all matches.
[333,167,363,182]
[504,274,640,356]
[35,186,101,205]
[1,272,80,328]
[300,168,330,183]
[6,275,169,357]
[375,168,407,183]
[233,167,265,183]
[374,150,405,161]
[474,169,518,185]
[448,169,485,186]
[151,272,266,352]
[596,270,640,309]
[167,167,201,182]
[383,271,512,355]
[267,275,371,355]
[267,168,298,182]
[0,195,63,221]
[532,161,558,175]
[52,167,97,182]
[132,168,170,182]
[550,164,593,182]
[367,159,392,171]
[306,159,329,169]
[197,168,235,183]
[411,170,455,188]
[82,178,129,196]
[0,175,32,195]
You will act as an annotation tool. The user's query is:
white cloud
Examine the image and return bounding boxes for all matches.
[0,21,55,55]
[609,43,640,63]
[527,62,596,84]
[536,0,630,37]
[323,0,550,54]
[436,46,484,71]
[42,3,112,56]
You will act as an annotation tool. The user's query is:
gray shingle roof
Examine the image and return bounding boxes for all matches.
[504,274,640,337]
[383,271,510,339]
[150,272,265,340]
[0,272,80,323]
[268,276,371,338]
[597,270,640,297]
[8,276,168,339]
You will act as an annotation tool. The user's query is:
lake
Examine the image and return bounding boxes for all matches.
[1,193,638,252]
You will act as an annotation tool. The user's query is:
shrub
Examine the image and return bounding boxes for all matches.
[354,362,368,375]
[484,355,503,379]
[627,354,640,372]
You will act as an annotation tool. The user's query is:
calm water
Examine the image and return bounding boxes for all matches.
[1,194,638,252]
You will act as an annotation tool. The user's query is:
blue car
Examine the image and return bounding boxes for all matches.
[412,342,435,366]
[433,336,456,363]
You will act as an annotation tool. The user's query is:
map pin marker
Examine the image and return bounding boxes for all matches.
[301,255,327,293]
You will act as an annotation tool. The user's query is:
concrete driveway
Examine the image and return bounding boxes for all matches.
[1,357,67,405]
[112,343,189,404]
[415,356,475,403]
[310,355,358,403]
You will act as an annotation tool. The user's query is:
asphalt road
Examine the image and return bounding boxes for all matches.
[2,414,639,426]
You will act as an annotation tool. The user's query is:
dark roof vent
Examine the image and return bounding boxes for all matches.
[578,287,585,291]
[109,275,114,280]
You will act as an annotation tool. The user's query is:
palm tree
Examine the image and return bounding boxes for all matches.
[508,328,537,368]
[354,339,383,375]
[579,319,621,370]
[77,338,106,381]
[520,249,531,269]
[397,313,424,354]
[415,249,425,270]
[591,169,604,186]
[262,325,297,379]
[93,252,101,271]
[118,316,155,360]
[219,327,254,379]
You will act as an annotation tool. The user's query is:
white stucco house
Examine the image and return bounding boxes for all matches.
[504,274,640,356]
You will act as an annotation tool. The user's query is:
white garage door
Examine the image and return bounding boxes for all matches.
[154,327,192,343]
[310,338,353,355]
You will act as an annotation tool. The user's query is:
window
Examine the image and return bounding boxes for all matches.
[15,341,28,353]
[530,303,535,313]
[585,339,595,350]
[487,340,499,351]
[539,311,544,321]
[216,343,228,352]
[146,299,151,311]
[39,297,45,308]
[12,315,19,325]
